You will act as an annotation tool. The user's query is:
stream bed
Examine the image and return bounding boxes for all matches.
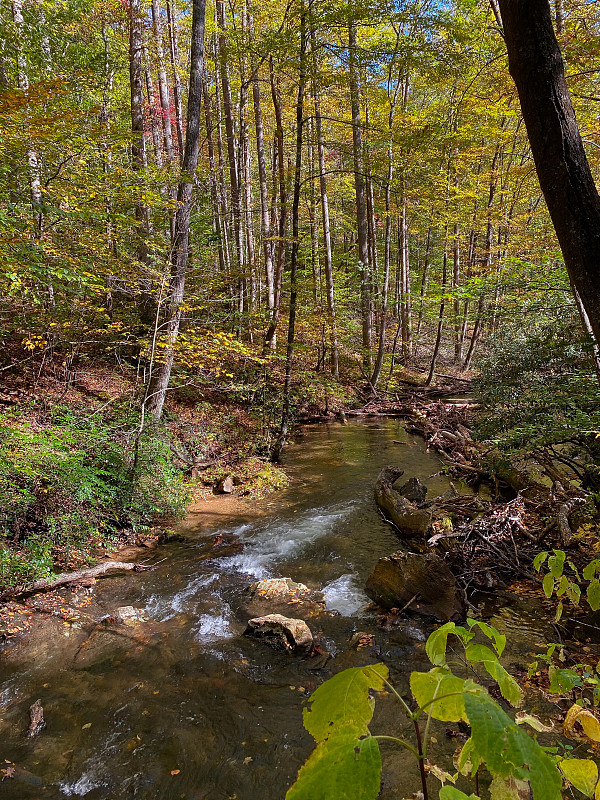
[0,419,556,799]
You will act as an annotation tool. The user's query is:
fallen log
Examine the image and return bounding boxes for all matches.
[0,561,152,602]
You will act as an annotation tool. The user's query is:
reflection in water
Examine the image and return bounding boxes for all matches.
[0,420,549,799]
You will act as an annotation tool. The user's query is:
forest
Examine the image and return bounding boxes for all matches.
[2,0,600,798]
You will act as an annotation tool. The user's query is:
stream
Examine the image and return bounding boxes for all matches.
[0,419,556,799]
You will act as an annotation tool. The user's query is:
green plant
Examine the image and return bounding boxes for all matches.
[286,620,599,800]
[534,549,600,621]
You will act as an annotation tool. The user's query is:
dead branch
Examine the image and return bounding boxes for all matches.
[0,561,153,602]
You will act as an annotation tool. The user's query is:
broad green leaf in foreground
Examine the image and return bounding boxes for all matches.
[426,621,456,666]
[464,686,561,800]
[465,644,524,707]
[410,668,467,721]
[302,664,388,743]
[285,728,381,800]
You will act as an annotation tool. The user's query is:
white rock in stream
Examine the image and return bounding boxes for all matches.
[244,614,313,653]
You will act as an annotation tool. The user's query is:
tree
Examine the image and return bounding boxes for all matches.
[146,0,207,421]
[497,0,600,350]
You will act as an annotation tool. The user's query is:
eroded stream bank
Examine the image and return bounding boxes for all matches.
[0,420,558,799]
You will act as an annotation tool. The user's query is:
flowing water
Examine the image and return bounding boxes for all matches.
[0,420,555,799]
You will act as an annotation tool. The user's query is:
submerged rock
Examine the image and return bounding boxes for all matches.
[375,466,432,537]
[365,551,465,622]
[244,577,326,620]
[244,614,313,653]
[106,606,150,626]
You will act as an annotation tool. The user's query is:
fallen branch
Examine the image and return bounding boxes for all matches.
[0,561,152,602]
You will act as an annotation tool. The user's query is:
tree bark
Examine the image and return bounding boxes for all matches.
[497,0,600,354]
[271,1,307,462]
[348,16,372,369]
[146,0,206,421]
[165,0,184,162]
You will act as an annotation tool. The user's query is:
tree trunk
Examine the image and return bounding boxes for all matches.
[151,0,175,165]
[348,16,371,369]
[250,15,275,313]
[271,0,307,462]
[146,0,206,421]
[310,24,339,377]
[165,0,184,162]
[497,0,600,355]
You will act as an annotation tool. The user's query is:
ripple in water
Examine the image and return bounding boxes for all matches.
[219,502,356,578]
[322,573,369,616]
[145,572,220,621]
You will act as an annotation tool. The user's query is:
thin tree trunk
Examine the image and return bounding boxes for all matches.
[425,225,448,386]
[263,59,287,351]
[310,24,339,377]
[250,15,275,312]
[151,0,175,165]
[271,0,307,462]
[165,0,184,162]
[349,15,371,369]
[146,0,206,421]
[202,70,228,274]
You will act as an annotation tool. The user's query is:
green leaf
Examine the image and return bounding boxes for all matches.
[583,561,599,581]
[554,601,564,623]
[439,786,479,800]
[484,660,524,707]
[465,643,499,663]
[302,664,388,743]
[410,668,467,721]
[559,758,599,797]
[543,573,555,598]
[548,665,583,693]
[426,622,456,666]
[286,728,381,800]
[587,579,600,611]
[533,552,548,572]
[472,621,507,657]
[463,685,562,800]
[548,550,565,579]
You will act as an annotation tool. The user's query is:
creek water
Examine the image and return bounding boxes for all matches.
[0,419,555,799]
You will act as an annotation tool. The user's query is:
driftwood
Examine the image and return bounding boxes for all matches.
[0,561,152,602]
[375,466,432,537]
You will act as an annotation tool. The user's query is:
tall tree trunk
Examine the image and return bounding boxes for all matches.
[425,225,448,386]
[348,16,371,369]
[497,0,600,355]
[399,189,412,362]
[216,0,244,320]
[165,0,184,162]
[263,59,287,351]
[249,15,275,313]
[310,25,339,377]
[151,0,175,165]
[146,0,206,421]
[271,0,307,462]
[202,70,228,274]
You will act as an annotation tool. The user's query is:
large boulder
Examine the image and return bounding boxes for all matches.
[244,614,313,653]
[365,551,465,621]
[375,466,432,537]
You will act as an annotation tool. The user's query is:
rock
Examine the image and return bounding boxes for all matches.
[248,577,311,601]
[365,551,465,622]
[216,475,235,494]
[27,699,45,738]
[106,606,150,626]
[398,477,428,504]
[244,614,313,653]
[375,466,432,537]
[244,577,326,620]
